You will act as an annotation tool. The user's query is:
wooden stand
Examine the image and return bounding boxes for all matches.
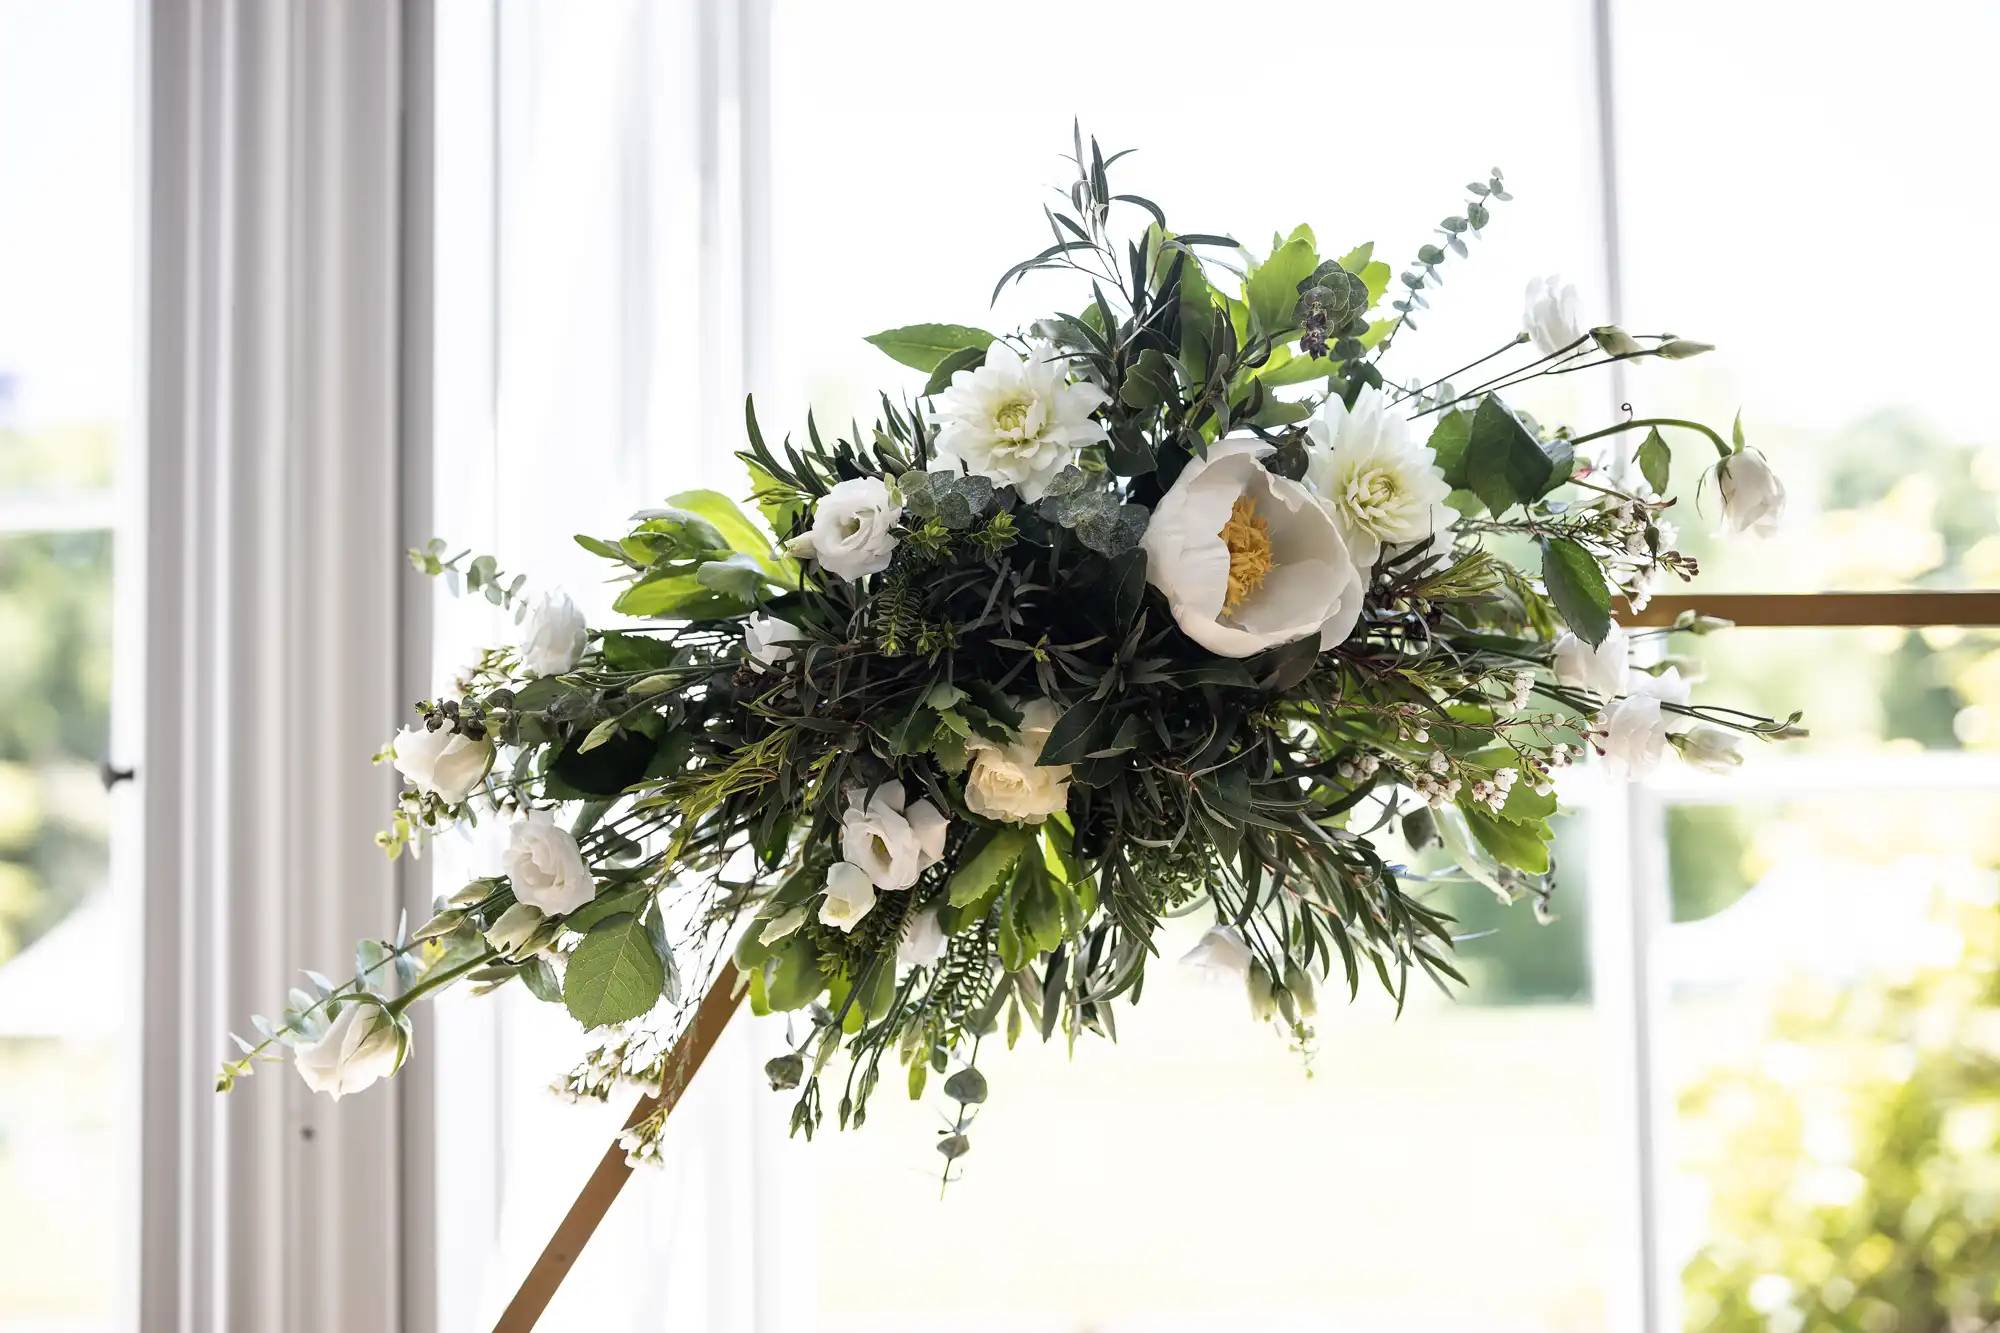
[492,590,2000,1329]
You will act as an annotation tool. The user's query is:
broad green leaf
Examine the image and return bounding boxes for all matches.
[1434,805,1509,899]
[1243,234,1320,338]
[1119,348,1178,409]
[744,461,805,536]
[1037,696,1107,766]
[1464,395,1554,516]
[1337,242,1392,308]
[762,934,824,1012]
[578,718,621,753]
[1541,537,1612,646]
[949,827,1033,907]
[1428,408,1475,489]
[563,912,666,1028]
[1497,778,1559,824]
[574,534,630,565]
[922,344,987,397]
[1636,427,1671,495]
[693,551,768,600]
[613,571,751,620]
[1251,345,1340,388]
[1462,805,1552,874]
[665,489,795,585]
[863,323,996,373]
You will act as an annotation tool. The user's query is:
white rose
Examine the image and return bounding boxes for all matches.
[963,698,1072,825]
[789,477,902,580]
[517,588,589,676]
[1678,725,1744,774]
[1714,449,1786,538]
[1304,385,1456,566]
[744,613,804,667]
[293,1002,402,1100]
[926,340,1109,502]
[1552,622,1631,700]
[483,901,547,958]
[897,906,947,967]
[391,726,493,805]
[840,780,948,892]
[1523,274,1583,356]
[503,808,597,916]
[819,860,877,932]
[1141,438,1366,659]
[1179,923,1254,983]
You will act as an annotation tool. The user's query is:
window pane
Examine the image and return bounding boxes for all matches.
[1613,2,2000,591]
[0,530,119,1327]
[1686,628,2000,755]
[1665,792,2000,1330]
[0,2,132,493]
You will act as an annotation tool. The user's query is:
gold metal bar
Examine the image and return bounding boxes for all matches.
[1623,590,2000,629]
[493,964,743,1333]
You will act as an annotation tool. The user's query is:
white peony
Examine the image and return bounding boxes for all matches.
[1552,623,1631,700]
[744,613,804,667]
[483,901,547,958]
[1714,449,1786,538]
[819,860,877,932]
[391,726,493,805]
[926,340,1109,502]
[517,588,588,676]
[1523,274,1583,356]
[294,1002,402,1100]
[840,780,949,893]
[1141,438,1366,659]
[1679,725,1744,774]
[788,477,902,580]
[963,698,1072,825]
[503,808,597,916]
[1180,923,1254,982]
[1304,385,1456,566]
[897,906,947,967]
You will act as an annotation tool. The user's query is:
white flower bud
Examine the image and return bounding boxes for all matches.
[1713,449,1786,539]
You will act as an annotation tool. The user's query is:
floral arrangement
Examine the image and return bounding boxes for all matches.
[220,134,1799,1173]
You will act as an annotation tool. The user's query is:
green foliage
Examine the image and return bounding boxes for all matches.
[563,912,667,1028]
[864,323,996,373]
[1682,887,2000,1331]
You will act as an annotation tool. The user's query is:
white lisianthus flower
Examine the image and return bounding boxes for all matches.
[897,906,947,967]
[788,477,902,580]
[1304,385,1455,566]
[1141,439,1366,659]
[1552,622,1631,700]
[294,1002,402,1100]
[1523,274,1583,356]
[391,726,493,805]
[926,340,1109,502]
[503,808,597,915]
[517,588,588,676]
[1594,668,1693,778]
[963,698,1072,825]
[819,860,877,932]
[744,613,804,667]
[1713,449,1787,538]
[483,901,546,958]
[1678,725,1744,774]
[1594,693,1669,778]
[840,780,949,892]
[1180,923,1254,983]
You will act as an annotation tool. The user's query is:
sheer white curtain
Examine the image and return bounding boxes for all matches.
[423,3,805,1330]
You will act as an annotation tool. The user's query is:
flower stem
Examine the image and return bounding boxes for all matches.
[390,948,502,1014]
[1566,416,1732,460]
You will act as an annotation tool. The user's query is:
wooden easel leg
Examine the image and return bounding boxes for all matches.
[493,964,744,1332]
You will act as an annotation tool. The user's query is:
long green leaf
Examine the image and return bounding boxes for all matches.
[863,324,996,373]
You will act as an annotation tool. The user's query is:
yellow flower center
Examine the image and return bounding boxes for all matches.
[1219,495,1274,616]
[993,399,1030,434]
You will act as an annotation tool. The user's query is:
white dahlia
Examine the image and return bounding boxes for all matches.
[1303,385,1456,566]
[926,340,1109,501]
